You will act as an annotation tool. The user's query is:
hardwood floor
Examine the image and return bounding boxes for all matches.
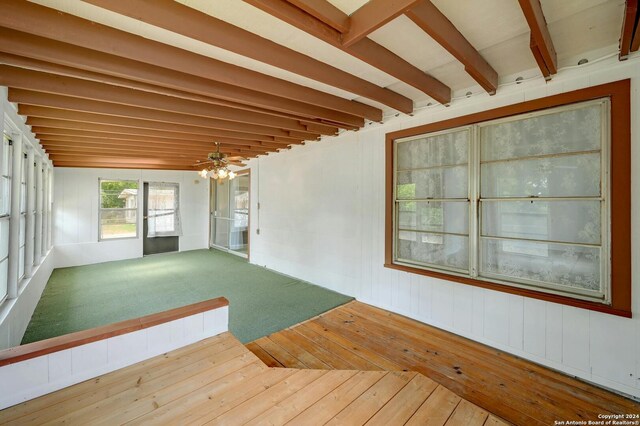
[0,331,502,425]
[247,301,640,426]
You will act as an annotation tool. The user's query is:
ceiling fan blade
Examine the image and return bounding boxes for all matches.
[229,162,246,167]
[227,156,247,160]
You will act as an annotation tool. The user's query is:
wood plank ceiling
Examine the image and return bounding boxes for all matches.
[0,0,633,170]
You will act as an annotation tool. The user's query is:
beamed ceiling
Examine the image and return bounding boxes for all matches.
[0,0,636,170]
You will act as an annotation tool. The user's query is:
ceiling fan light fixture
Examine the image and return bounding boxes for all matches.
[196,142,238,180]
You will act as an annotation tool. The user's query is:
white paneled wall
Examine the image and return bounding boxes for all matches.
[0,252,54,350]
[0,304,228,409]
[245,56,640,399]
[53,167,210,267]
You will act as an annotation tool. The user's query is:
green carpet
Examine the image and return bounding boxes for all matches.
[22,249,352,344]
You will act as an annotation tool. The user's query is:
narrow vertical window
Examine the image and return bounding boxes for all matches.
[18,152,26,279]
[0,135,11,302]
[394,129,470,273]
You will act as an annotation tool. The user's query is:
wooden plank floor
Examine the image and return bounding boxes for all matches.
[248,301,640,426]
[0,331,503,425]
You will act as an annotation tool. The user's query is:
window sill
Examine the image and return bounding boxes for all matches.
[97,236,139,242]
[384,263,632,318]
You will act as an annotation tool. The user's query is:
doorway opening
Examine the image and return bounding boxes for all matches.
[143,182,180,256]
[210,170,250,259]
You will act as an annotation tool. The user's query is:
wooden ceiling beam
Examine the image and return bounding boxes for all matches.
[49,150,266,163]
[39,141,230,155]
[0,43,365,128]
[43,147,210,159]
[48,155,210,166]
[32,127,292,148]
[0,66,338,133]
[33,127,219,145]
[21,106,317,141]
[38,138,255,152]
[26,118,296,144]
[341,0,422,47]
[37,135,281,150]
[620,0,639,58]
[83,0,411,115]
[43,148,264,161]
[44,146,264,158]
[52,161,201,170]
[245,0,451,104]
[43,143,269,158]
[518,0,557,79]
[11,93,333,138]
[285,0,349,32]
[0,0,382,120]
[406,1,498,94]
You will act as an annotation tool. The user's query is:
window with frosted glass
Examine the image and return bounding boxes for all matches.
[393,99,610,303]
[394,128,470,273]
[0,135,11,302]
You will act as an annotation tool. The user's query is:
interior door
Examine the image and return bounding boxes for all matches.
[210,172,249,258]
[143,182,179,255]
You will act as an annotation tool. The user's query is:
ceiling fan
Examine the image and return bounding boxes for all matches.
[195,142,247,179]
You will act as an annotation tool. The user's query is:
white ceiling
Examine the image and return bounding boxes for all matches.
[28,0,626,115]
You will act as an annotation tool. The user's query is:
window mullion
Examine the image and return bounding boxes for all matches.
[469,125,480,278]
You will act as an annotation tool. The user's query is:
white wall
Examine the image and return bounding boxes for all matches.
[0,250,54,350]
[245,56,640,399]
[0,302,228,409]
[53,167,210,267]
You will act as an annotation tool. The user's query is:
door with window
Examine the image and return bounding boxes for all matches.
[210,171,249,258]
[143,182,180,255]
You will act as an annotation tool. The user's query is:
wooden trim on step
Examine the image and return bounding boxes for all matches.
[385,79,632,317]
[0,297,229,366]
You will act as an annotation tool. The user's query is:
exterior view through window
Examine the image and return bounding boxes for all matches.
[147,182,181,237]
[393,98,610,304]
[99,179,139,240]
[210,172,249,258]
[0,134,11,303]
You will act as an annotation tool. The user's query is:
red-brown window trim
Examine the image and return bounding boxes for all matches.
[385,79,632,318]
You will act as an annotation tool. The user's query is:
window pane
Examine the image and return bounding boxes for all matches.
[481,200,601,245]
[481,153,600,198]
[18,246,24,279]
[100,180,138,209]
[212,217,230,249]
[148,184,177,233]
[397,166,468,199]
[20,183,26,213]
[398,201,468,234]
[480,238,601,293]
[0,217,8,260]
[397,231,469,271]
[1,176,9,216]
[397,130,469,170]
[480,104,601,162]
[19,215,25,246]
[0,257,7,301]
[1,135,9,175]
[100,210,137,239]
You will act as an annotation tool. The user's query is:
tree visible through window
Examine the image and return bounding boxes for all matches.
[99,179,138,240]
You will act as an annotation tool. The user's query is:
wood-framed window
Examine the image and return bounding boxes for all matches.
[385,80,631,317]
